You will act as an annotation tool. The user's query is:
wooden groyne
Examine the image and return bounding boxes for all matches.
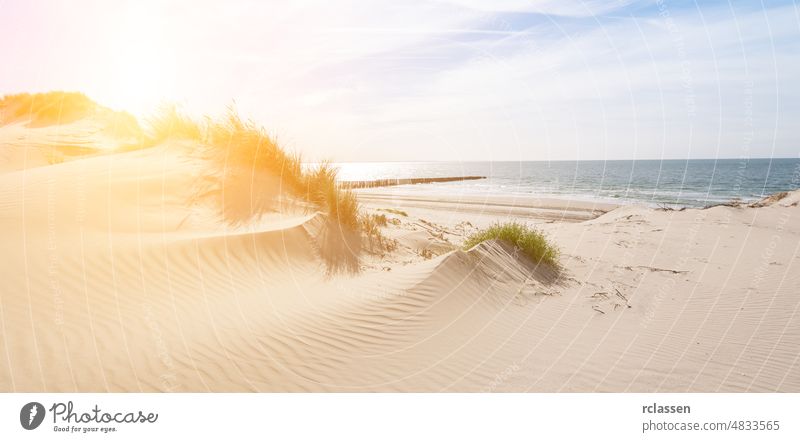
[341,175,486,189]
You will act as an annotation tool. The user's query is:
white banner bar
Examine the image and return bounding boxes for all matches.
[1,394,797,441]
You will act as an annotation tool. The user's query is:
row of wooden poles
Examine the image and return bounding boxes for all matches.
[340,176,486,189]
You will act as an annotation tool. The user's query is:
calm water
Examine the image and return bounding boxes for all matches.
[334,159,800,207]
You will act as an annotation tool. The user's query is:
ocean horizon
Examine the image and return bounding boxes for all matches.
[334,158,800,208]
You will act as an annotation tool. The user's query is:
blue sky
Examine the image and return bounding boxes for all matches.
[1,0,798,160]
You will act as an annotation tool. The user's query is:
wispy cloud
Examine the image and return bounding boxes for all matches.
[433,0,639,17]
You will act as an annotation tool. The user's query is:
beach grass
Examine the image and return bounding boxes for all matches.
[0,91,95,125]
[0,92,141,136]
[464,222,559,268]
[144,104,202,143]
[144,105,363,230]
[141,104,362,229]
[1,92,360,230]
[203,110,360,229]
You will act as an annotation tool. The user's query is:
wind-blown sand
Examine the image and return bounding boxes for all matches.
[1,116,799,392]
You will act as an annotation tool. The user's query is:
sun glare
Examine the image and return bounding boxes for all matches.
[103,4,176,116]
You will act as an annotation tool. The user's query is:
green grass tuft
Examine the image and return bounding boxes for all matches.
[463,222,559,268]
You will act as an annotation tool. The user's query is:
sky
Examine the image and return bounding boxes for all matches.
[1,0,798,161]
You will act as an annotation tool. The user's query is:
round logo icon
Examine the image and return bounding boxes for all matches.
[20,402,45,430]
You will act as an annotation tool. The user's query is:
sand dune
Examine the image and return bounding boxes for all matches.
[1,114,799,392]
[0,96,141,173]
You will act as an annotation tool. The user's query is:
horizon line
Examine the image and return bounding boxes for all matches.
[329,157,800,163]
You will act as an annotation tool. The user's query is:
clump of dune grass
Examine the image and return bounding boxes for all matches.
[205,109,302,188]
[360,213,398,253]
[418,248,434,259]
[144,104,202,144]
[362,213,387,228]
[1,91,143,152]
[463,222,559,268]
[137,105,361,230]
[359,213,386,244]
[299,162,360,229]
[4,91,361,231]
[202,109,360,230]
[0,91,96,126]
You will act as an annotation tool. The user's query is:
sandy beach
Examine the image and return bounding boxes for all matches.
[1,108,799,393]
[356,190,617,223]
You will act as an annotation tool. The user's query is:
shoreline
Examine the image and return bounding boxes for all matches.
[354,184,794,213]
[356,189,619,223]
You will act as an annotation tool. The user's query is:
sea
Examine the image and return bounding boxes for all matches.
[334,158,800,208]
